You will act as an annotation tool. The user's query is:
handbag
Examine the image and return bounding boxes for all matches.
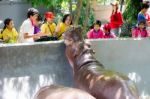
[35,36,58,42]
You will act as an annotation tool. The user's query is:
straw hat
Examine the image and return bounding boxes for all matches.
[111,1,119,6]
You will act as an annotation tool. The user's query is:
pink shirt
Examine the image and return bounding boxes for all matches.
[132,28,148,38]
[103,32,116,38]
[87,29,104,39]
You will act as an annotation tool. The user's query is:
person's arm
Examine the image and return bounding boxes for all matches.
[2,31,10,42]
[24,33,39,39]
[87,30,93,39]
[3,35,10,42]
[54,23,61,37]
[145,30,149,37]
[132,28,136,38]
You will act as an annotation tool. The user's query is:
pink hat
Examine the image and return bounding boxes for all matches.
[103,24,111,32]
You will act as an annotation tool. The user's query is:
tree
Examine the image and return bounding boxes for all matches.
[120,0,143,37]
[123,0,143,23]
[82,0,90,33]
[27,0,95,36]
[27,0,67,12]
[73,0,83,25]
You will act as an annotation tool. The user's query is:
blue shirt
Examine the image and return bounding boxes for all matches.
[137,12,146,23]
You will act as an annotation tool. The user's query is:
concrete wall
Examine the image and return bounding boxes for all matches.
[0,41,73,99]
[0,38,150,99]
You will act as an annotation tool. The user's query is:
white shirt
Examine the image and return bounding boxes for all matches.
[19,18,34,43]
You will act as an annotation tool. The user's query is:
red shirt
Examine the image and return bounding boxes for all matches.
[110,11,123,29]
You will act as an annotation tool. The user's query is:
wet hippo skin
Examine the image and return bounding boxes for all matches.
[34,84,96,99]
[63,27,139,99]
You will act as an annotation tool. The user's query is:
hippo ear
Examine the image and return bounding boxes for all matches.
[74,26,83,37]
[85,41,91,48]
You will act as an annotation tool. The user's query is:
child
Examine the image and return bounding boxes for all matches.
[41,12,56,37]
[2,18,18,43]
[87,20,104,39]
[103,23,116,38]
[132,21,148,38]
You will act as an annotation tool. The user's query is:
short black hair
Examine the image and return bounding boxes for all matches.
[27,8,39,18]
[141,3,149,10]
[94,20,101,26]
[62,14,72,24]
[138,20,146,25]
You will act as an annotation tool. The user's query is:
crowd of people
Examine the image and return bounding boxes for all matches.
[0,8,73,43]
[87,1,150,39]
[0,1,150,44]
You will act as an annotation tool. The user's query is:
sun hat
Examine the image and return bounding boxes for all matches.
[45,12,55,19]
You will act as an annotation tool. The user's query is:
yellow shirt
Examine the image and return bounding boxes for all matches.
[2,28,18,43]
[57,22,71,40]
[0,33,2,39]
[41,22,56,36]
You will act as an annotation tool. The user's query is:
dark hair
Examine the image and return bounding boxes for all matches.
[27,8,39,18]
[1,18,12,33]
[141,3,149,10]
[138,20,146,24]
[138,21,146,27]
[94,20,101,26]
[62,14,72,24]
[36,14,42,21]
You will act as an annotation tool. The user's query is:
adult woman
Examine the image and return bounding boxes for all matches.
[109,1,123,37]
[1,18,18,43]
[19,8,40,43]
[55,14,72,40]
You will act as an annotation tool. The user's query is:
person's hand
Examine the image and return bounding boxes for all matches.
[4,36,10,42]
[34,35,40,39]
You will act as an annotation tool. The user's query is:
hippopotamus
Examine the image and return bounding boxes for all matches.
[33,84,96,99]
[63,26,139,99]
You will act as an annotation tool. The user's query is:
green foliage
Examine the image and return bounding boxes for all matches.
[121,0,142,37]
[27,0,66,9]
[120,21,135,37]
[123,0,142,23]
[76,0,95,36]
[27,0,95,37]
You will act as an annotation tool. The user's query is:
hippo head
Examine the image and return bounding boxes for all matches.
[63,26,84,46]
